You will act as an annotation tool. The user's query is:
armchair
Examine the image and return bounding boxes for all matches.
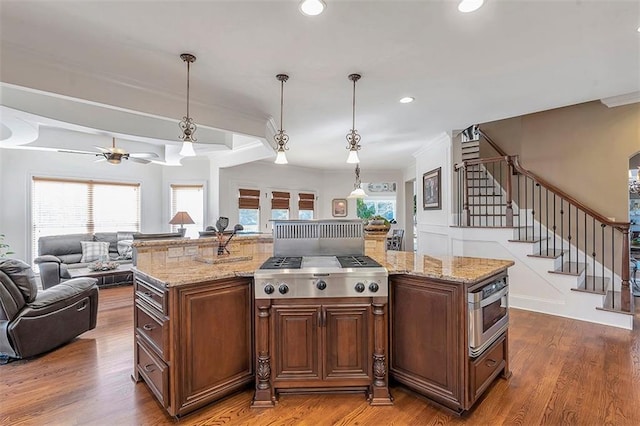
[0,258,99,363]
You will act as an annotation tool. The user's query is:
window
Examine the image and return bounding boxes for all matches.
[298,192,315,220]
[357,198,396,221]
[271,191,290,220]
[31,177,140,262]
[238,188,260,232]
[170,184,204,239]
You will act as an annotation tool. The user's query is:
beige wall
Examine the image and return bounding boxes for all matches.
[481,101,640,221]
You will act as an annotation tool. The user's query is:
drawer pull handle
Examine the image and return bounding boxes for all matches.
[486,358,498,368]
[143,363,156,373]
[142,323,155,331]
[143,291,153,298]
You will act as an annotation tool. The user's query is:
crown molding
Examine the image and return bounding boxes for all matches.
[600,91,640,108]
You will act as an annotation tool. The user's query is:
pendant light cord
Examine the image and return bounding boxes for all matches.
[280,79,284,133]
[352,78,356,131]
[186,60,190,119]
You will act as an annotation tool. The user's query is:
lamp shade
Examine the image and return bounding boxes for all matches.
[169,211,195,226]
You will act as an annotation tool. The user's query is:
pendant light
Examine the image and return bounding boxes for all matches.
[178,53,197,157]
[274,74,290,165]
[348,164,366,199]
[346,73,362,164]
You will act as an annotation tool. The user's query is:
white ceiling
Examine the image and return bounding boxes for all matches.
[1,0,639,170]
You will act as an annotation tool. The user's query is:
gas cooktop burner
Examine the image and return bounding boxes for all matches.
[259,256,302,270]
[336,255,382,268]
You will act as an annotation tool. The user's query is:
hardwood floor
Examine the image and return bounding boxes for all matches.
[1,286,639,425]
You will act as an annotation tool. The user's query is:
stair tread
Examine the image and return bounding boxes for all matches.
[596,290,633,315]
[548,262,586,276]
[508,237,547,243]
[527,249,566,259]
[572,275,610,295]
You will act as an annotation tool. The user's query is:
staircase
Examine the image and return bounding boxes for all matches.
[455,129,633,328]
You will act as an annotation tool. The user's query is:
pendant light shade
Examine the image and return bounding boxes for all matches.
[346,73,362,163]
[178,53,197,157]
[274,74,290,165]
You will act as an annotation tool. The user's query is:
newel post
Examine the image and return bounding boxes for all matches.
[505,156,514,227]
[620,226,631,312]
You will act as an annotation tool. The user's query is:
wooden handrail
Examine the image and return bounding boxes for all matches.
[510,156,630,229]
[477,128,508,157]
[454,156,509,170]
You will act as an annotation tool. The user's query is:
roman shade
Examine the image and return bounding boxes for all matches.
[239,189,260,209]
[271,191,290,210]
[298,193,315,211]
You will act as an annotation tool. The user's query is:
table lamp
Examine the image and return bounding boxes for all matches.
[169,211,195,236]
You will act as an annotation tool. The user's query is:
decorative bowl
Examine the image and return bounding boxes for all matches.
[88,261,119,271]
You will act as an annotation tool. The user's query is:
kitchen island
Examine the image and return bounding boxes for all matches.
[131,241,513,418]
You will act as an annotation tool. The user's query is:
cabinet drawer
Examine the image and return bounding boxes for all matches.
[136,340,169,408]
[135,302,168,360]
[135,278,167,315]
[469,334,506,401]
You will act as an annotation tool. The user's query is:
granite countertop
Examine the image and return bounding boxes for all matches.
[380,251,514,284]
[135,251,514,288]
[133,233,273,248]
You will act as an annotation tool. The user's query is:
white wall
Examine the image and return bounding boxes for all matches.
[220,161,404,233]
[413,132,453,255]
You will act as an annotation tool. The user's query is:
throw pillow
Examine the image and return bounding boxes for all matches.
[80,241,110,263]
[117,239,134,260]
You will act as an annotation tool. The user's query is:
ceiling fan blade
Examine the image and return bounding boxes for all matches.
[95,157,107,163]
[93,145,111,153]
[128,157,151,164]
[129,152,159,158]
[57,149,101,155]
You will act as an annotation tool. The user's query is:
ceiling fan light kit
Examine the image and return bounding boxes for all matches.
[178,53,197,157]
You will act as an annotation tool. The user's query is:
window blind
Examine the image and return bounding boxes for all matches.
[170,184,204,238]
[239,189,260,209]
[31,177,140,263]
[298,193,315,211]
[271,191,290,210]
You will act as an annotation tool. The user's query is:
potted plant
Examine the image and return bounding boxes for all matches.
[0,234,14,258]
[363,215,391,234]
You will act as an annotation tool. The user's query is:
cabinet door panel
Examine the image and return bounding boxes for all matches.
[390,277,462,407]
[273,306,321,380]
[176,278,253,415]
[324,305,371,379]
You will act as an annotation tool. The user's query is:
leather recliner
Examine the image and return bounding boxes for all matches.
[0,258,99,363]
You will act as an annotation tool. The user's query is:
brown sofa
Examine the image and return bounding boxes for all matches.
[0,258,99,363]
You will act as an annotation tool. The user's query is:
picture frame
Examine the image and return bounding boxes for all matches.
[423,167,441,210]
[332,198,348,217]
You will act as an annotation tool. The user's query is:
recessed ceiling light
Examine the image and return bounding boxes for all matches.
[299,0,326,16]
[399,97,415,104]
[458,0,484,13]
[637,26,640,32]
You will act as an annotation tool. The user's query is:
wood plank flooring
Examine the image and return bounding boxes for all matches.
[1,286,639,425]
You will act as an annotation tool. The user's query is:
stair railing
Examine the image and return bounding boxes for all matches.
[454,154,631,313]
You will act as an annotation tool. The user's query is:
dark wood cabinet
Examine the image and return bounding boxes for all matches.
[273,305,321,381]
[389,274,508,414]
[253,298,392,407]
[133,272,254,418]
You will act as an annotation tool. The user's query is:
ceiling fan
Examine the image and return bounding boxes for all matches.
[58,137,159,164]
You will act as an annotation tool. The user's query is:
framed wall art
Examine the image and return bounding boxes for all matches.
[423,167,441,210]
[332,198,348,217]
